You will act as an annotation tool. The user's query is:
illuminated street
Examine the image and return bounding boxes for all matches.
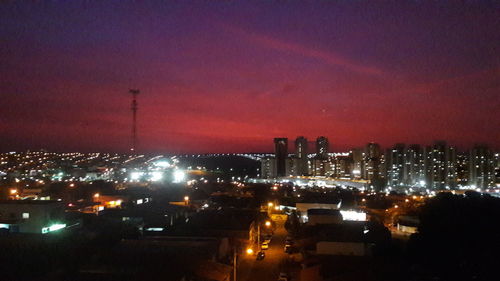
[238,220,295,281]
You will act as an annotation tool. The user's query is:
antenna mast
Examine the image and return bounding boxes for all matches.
[129,89,140,152]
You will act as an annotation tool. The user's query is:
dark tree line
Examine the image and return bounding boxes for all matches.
[408,192,500,281]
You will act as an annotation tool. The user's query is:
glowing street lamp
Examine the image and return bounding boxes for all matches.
[267,202,274,207]
[265,221,271,227]
[246,248,254,255]
[10,189,17,195]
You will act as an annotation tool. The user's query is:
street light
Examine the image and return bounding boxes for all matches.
[265,220,271,227]
[246,248,254,255]
[267,202,274,207]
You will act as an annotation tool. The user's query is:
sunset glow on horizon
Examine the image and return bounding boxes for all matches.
[1,1,498,153]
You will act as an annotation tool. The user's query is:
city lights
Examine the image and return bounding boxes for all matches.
[153,160,171,168]
[41,223,66,234]
[340,210,367,221]
[130,171,143,181]
[150,171,163,182]
[0,3,497,279]
[173,170,186,183]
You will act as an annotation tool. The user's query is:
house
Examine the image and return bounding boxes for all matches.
[0,200,67,234]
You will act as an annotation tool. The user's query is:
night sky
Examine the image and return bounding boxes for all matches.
[1,1,499,153]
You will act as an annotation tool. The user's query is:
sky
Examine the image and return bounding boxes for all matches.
[0,1,499,153]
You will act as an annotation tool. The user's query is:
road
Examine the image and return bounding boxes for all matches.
[237,220,293,281]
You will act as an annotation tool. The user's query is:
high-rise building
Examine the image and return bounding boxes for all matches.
[316,136,329,160]
[469,145,495,189]
[332,155,351,179]
[426,141,457,189]
[386,143,405,188]
[456,152,469,187]
[351,148,365,180]
[495,153,500,185]
[285,157,296,177]
[294,136,308,176]
[446,146,458,188]
[364,143,381,181]
[274,138,288,177]
[404,144,425,186]
[260,157,276,179]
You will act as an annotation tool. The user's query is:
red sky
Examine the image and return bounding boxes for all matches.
[0,1,499,153]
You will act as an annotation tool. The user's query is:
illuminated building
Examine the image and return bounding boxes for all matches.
[294,136,309,176]
[456,153,469,186]
[332,155,351,179]
[386,143,405,188]
[403,144,426,186]
[274,138,288,177]
[351,148,365,180]
[469,145,495,189]
[312,158,332,177]
[316,136,329,160]
[0,200,66,234]
[364,142,381,181]
[495,153,500,185]
[425,141,457,189]
[260,156,276,179]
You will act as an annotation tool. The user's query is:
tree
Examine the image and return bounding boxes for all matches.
[407,192,500,280]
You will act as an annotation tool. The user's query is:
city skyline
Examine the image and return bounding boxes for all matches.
[1,1,499,153]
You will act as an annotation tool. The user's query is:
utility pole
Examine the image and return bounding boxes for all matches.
[129,89,140,152]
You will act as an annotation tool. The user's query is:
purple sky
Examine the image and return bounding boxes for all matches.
[0,1,499,153]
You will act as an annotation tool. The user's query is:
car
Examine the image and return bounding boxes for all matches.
[278,272,290,281]
[261,242,269,250]
[256,251,265,260]
[284,244,291,253]
[264,234,272,243]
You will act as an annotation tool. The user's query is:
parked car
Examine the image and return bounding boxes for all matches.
[284,244,291,253]
[256,251,265,260]
[278,272,290,281]
[264,234,272,243]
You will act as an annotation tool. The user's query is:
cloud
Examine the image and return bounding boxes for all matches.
[222,24,385,76]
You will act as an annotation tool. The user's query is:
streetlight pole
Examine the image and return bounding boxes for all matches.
[233,247,237,281]
[257,223,260,251]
